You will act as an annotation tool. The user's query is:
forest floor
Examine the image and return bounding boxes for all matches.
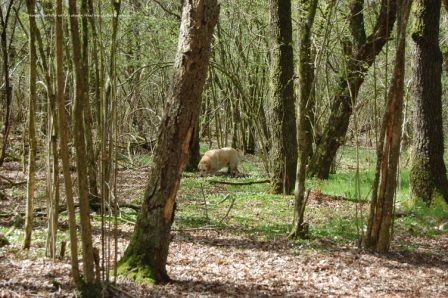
[1,152,448,297]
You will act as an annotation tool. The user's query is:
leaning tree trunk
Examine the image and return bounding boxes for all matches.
[365,0,412,253]
[268,0,297,194]
[409,0,448,204]
[117,0,219,284]
[307,0,397,179]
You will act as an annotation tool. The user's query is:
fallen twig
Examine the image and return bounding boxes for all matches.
[200,183,209,219]
[209,179,270,185]
[219,196,236,223]
[0,202,141,219]
[0,174,27,187]
[172,227,221,232]
[116,203,141,212]
[105,283,137,298]
[215,194,231,206]
[118,215,136,225]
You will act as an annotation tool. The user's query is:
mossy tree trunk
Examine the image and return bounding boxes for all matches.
[117,0,219,284]
[268,0,298,194]
[290,0,318,239]
[410,0,448,204]
[365,0,412,253]
[307,0,397,179]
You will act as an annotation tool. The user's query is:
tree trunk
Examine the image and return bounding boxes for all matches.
[0,1,14,166]
[100,0,121,219]
[184,121,201,172]
[365,0,412,253]
[81,0,101,211]
[68,0,98,292]
[23,0,37,250]
[55,0,81,286]
[444,1,448,78]
[410,0,448,204]
[26,0,60,259]
[45,82,59,259]
[117,0,219,284]
[290,0,318,239]
[268,0,297,194]
[307,0,397,179]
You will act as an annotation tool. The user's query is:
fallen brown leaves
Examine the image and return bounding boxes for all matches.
[1,163,447,297]
[124,230,447,297]
[0,246,75,297]
[1,228,447,297]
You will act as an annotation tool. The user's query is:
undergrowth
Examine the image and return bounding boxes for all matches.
[171,145,448,250]
[1,146,447,257]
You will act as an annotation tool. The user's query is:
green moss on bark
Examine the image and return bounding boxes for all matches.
[116,254,157,285]
[409,155,432,201]
[410,154,448,204]
[411,0,428,41]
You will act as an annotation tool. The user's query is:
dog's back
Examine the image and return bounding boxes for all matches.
[198,147,243,176]
[218,147,242,175]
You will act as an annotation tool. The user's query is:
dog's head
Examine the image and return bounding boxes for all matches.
[198,161,209,177]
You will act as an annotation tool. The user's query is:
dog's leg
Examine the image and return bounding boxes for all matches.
[229,162,240,177]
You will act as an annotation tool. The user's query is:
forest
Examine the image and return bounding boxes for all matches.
[0,0,447,297]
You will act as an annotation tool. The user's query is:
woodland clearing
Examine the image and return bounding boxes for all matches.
[0,149,447,297]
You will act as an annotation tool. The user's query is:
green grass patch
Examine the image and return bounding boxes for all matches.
[395,199,448,238]
[2,145,446,258]
[173,145,447,247]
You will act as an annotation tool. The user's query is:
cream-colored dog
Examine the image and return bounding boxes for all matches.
[198,147,243,177]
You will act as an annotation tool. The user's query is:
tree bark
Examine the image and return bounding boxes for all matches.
[307,0,397,179]
[268,0,298,194]
[26,0,60,259]
[117,0,219,284]
[0,1,14,166]
[410,0,448,204]
[444,1,448,78]
[81,0,101,211]
[184,120,201,172]
[23,0,37,250]
[68,0,98,291]
[290,0,318,239]
[365,0,412,253]
[55,0,81,286]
